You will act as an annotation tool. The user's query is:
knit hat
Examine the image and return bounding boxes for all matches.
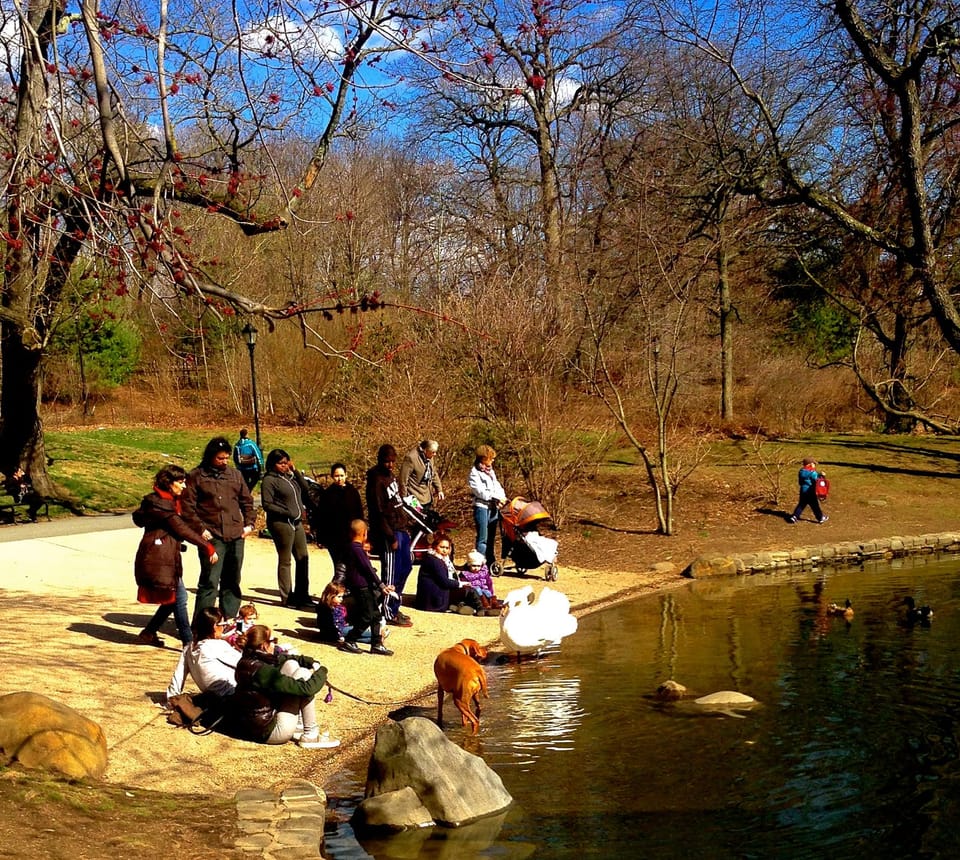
[467,550,485,567]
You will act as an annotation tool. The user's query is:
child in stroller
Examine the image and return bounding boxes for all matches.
[497,497,559,581]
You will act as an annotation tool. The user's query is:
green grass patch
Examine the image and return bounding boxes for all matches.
[44,428,348,512]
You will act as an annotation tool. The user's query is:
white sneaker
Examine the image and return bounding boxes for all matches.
[299,730,340,750]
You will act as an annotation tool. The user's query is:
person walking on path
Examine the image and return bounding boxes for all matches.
[260,448,315,609]
[789,456,829,524]
[182,436,255,622]
[233,428,264,492]
[134,464,219,647]
[399,439,445,515]
[365,444,413,627]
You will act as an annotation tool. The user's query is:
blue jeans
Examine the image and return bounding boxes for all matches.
[473,505,499,566]
[193,536,244,622]
[144,579,192,644]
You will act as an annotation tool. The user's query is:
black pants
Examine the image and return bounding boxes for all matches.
[792,489,823,522]
[346,587,382,644]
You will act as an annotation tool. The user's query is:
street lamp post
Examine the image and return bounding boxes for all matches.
[242,322,261,450]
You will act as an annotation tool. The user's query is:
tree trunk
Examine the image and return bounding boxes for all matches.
[883,311,916,433]
[0,332,51,495]
[717,236,734,422]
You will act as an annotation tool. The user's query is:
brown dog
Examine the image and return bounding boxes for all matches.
[434,638,489,734]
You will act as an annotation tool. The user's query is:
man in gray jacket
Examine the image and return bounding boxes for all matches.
[399,439,445,514]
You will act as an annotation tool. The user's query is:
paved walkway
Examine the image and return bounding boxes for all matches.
[235,780,328,858]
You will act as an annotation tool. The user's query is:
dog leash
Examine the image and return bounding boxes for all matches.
[324,682,427,707]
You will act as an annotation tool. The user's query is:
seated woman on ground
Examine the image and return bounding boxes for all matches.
[166,607,240,701]
[415,531,482,614]
[315,581,389,647]
[232,624,339,749]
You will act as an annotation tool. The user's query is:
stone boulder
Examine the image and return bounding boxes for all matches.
[682,555,738,578]
[0,691,108,780]
[351,786,434,832]
[356,717,512,828]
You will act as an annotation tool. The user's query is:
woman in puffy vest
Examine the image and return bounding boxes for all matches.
[232,624,339,749]
[134,464,218,647]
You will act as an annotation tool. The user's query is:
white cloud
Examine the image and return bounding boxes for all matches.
[241,14,343,62]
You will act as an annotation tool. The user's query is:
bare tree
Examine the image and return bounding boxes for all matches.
[0,0,427,495]
[655,0,960,428]
[401,0,641,292]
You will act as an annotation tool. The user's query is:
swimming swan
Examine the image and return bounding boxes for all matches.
[499,585,578,656]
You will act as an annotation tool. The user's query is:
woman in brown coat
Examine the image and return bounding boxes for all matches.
[134,465,218,646]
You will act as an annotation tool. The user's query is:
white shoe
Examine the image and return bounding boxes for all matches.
[299,730,340,750]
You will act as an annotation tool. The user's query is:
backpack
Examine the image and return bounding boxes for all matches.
[234,440,259,470]
[815,475,830,501]
[166,692,228,735]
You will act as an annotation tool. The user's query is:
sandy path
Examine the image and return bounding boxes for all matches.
[0,526,669,794]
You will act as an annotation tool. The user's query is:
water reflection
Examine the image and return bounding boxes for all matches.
[326,556,960,859]
[502,677,585,760]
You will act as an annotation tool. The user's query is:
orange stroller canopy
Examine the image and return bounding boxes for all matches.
[500,497,551,542]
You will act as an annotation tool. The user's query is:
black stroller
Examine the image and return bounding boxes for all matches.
[399,495,457,564]
[494,497,559,581]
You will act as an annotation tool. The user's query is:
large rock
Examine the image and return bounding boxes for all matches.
[351,786,434,832]
[0,691,108,780]
[357,717,512,827]
[682,555,738,578]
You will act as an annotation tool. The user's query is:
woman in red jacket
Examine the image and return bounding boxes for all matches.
[134,465,218,647]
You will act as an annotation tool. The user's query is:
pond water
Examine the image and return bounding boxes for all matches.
[323,557,960,859]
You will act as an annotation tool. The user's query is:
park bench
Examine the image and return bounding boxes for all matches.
[0,492,50,524]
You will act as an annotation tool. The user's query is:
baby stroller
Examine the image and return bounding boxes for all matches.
[495,497,559,581]
[401,495,457,564]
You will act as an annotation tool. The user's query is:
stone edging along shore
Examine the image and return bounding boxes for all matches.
[682,532,960,578]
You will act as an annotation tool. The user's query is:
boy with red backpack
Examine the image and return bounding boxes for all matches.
[788,456,829,524]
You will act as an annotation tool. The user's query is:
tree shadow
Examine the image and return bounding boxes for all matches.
[827,436,960,465]
[575,517,660,536]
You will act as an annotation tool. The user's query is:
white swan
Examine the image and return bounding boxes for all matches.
[499,585,578,656]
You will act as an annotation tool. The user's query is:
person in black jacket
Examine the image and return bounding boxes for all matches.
[337,519,395,656]
[233,624,339,749]
[365,444,413,627]
[133,465,218,647]
[315,462,364,568]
